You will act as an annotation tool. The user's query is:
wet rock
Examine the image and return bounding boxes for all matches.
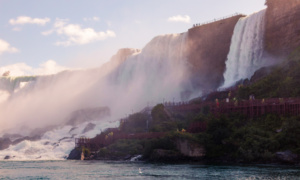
[58,137,73,143]
[130,155,142,161]
[176,139,206,158]
[29,125,57,137]
[52,143,59,147]
[4,155,10,159]
[2,133,23,141]
[67,148,82,160]
[66,107,110,126]
[0,138,12,150]
[150,149,184,162]
[123,155,132,160]
[12,135,41,145]
[69,127,78,133]
[44,141,50,145]
[276,150,298,163]
[82,123,96,133]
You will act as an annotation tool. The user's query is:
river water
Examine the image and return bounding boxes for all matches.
[0,161,300,179]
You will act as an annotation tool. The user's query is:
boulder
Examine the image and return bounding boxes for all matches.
[67,148,82,160]
[4,155,10,160]
[82,123,96,133]
[0,138,12,150]
[12,135,40,145]
[176,139,206,158]
[2,133,23,141]
[276,150,298,164]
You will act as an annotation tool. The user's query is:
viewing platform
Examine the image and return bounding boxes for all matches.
[166,98,300,118]
[75,97,300,150]
[191,13,246,29]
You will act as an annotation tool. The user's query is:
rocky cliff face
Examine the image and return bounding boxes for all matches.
[176,140,205,157]
[265,0,300,58]
[186,15,244,91]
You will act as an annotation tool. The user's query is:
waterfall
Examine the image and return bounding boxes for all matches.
[110,33,190,106]
[223,9,266,88]
[0,33,191,160]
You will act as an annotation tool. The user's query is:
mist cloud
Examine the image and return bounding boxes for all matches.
[0,33,193,135]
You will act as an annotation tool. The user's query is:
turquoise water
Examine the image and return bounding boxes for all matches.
[0,161,300,180]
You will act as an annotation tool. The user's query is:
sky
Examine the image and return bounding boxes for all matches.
[0,0,266,74]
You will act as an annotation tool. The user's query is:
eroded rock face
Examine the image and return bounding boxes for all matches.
[265,0,300,58]
[150,149,183,162]
[186,15,244,91]
[66,107,110,126]
[67,148,81,160]
[276,150,299,164]
[12,136,41,145]
[0,138,12,150]
[176,140,205,158]
[82,123,96,133]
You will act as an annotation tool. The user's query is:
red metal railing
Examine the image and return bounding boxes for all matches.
[75,132,166,150]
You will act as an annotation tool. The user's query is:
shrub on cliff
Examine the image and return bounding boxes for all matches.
[120,113,148,133]
[150,104,177,132]
[275,116,300,153]
[237,47,300,99]
[98,139,143,159]
[143,137,176,159]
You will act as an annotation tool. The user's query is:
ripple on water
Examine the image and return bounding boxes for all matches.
[0,161,300,180]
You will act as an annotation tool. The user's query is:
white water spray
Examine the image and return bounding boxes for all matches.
[223,9,266,87]
[0,33,191,160]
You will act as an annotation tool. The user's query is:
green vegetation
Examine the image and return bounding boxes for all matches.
[120,113,148,133]
[0,76,37,92]
[97,139,144,159]
[87,49,300,163]
[237,47,300,99]
[150,104,178,132]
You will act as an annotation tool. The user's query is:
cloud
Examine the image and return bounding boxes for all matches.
[42,19,116,46]
[12,27,22,32]
[0,60,69,76]
[0,39,19,55]
[83,17,100,22]
[167,15,191,23]
[41,30,53,36]
[34,60,69,75]
[9,16,50,26]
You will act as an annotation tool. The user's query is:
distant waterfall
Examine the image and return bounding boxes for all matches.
[223,9,266,87]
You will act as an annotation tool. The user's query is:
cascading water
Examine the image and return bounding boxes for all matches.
[223,9,266,88]
[109,33,191,109]
[0,33,191,160]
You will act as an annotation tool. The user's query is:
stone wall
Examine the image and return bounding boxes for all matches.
[265,0,300,58]
[186,15,244,91]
